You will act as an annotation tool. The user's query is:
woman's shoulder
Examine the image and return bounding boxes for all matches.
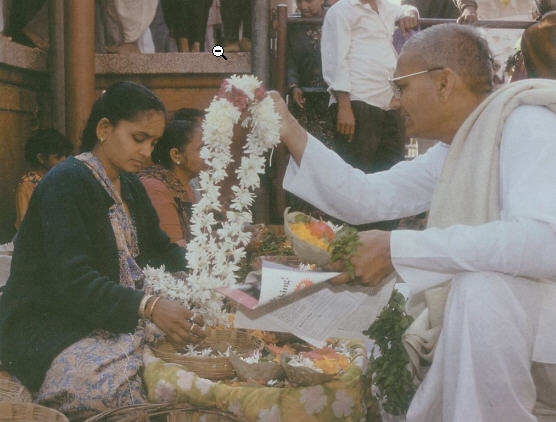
[140,176,170,192]
[35,158,98,197]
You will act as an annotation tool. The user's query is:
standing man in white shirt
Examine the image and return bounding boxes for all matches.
[272,23,556,421]
[321,0,418,174]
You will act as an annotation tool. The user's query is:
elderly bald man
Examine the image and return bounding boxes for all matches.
[272,24,556,421]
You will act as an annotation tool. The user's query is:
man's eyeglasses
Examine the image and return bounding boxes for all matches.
[388,67,444,99]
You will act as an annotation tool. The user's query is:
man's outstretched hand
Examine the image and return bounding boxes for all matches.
[330,230,394,286]
[269,90,308,165]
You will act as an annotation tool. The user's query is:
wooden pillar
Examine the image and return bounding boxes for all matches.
[275,4,288,96]
[64,0,95,149]
[266,4,289,223]
[252,0,271,222]
[48,0,65,134]
[252,0,270,87]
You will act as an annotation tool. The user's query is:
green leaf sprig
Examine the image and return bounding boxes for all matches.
[363,291,416,416]
[236,231,295,282]
[328,226,361,279]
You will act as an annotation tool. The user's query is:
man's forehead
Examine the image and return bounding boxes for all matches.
[394,52,421,77]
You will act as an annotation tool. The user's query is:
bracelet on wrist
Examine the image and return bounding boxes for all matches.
[146,296,162,321]
[138,294,153,318]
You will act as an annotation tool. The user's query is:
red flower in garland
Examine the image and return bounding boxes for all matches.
[217,80,250,112]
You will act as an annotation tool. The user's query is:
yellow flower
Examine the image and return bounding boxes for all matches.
[289,223,329,250]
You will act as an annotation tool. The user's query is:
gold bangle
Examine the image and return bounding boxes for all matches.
[138,294,153,318]
[146,296,162,321]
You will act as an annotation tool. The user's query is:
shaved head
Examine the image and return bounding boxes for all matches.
[401,24,494,94]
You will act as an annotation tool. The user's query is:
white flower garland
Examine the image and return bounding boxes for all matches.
[146,75,280,324]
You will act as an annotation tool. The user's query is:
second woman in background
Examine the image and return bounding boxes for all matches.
[139,120,205,247]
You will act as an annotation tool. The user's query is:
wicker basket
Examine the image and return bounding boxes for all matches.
[0,403,68,422]
[281,355,336,386]
[153,329,264,380]
[84,403,245,422]
[0,379,32,403]
[229,352,284,383]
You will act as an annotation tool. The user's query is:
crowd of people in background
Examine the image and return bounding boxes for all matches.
[0,0,253,53]
[7,0,556,241]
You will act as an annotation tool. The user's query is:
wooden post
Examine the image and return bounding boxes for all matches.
[64,0,95,150]
[252,0,270,87]
[267,4,290,223]
[275,4,288,97]
[48,0,65,134]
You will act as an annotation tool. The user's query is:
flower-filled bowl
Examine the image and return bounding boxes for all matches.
[229,352,285,384]
[152,328,264,380]
[281,354,336,386]
[283,208,334,266]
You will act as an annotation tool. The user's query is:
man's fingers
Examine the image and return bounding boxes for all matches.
[347,123,355,140]
[324,260,345,272]
[400,21,407,36]
[330,272,352,285]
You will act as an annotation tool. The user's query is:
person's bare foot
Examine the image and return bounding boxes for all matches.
[178,37,189,52]
[224,41,240,52]
[239,37,251,52]
[105,42,140,54]
[190,41,200,52]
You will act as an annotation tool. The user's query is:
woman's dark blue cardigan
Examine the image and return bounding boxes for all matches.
[0,157,186,391]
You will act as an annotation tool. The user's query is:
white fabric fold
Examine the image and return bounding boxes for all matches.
[402,78,556,379]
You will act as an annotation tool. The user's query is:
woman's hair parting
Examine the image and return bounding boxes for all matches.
[81,81,167,152]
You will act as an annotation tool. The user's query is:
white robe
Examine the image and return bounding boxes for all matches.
[283,105,556,421]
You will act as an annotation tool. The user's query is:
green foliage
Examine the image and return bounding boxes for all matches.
[328,226,361,279]
[363,291,416,416]
[236,231,295,282]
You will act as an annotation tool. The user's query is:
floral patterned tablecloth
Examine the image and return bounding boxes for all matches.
[143,341,370,422]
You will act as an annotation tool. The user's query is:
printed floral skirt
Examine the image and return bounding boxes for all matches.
[36,323,160,421]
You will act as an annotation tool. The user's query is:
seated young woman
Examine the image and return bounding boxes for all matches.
[15,129,73,230]
[139,120,205,247]
[0,81,205,419]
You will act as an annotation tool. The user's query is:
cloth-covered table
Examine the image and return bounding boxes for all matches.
[143,341,370,421]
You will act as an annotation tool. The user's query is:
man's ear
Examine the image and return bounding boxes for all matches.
[36,153,48,166]
[437,68,457,102]
[96,117,112,144]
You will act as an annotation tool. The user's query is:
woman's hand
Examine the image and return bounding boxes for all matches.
[292,87,305,109]
[150,298,206,344]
